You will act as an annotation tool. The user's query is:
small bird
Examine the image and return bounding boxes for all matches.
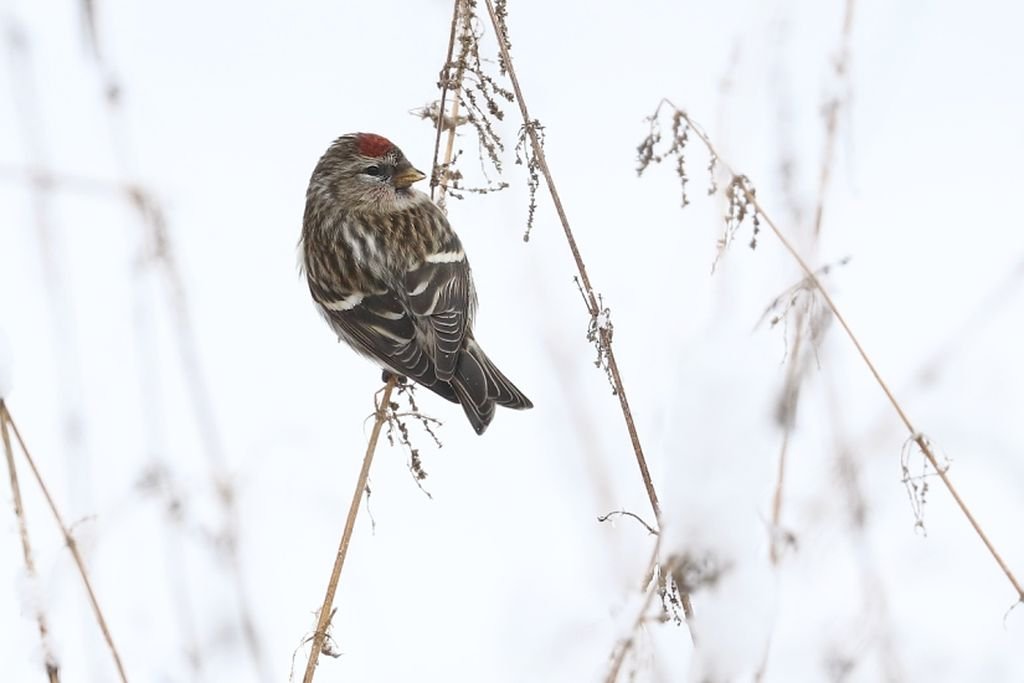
[301,133,532,434]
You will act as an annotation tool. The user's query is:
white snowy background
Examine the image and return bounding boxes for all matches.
[2,0,1023,681]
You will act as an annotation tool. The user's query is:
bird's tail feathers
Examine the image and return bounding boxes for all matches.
[451,340,532,434]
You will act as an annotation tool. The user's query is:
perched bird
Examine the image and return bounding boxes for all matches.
[300,133,532,434]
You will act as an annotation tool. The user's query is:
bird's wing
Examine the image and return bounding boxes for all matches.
[309,277,458,402]
[404,230,474,382]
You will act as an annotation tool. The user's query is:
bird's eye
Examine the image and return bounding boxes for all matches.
[363,165,386,177]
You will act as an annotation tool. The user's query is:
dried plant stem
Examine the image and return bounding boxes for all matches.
[1,401,60,682]
[480,0,665,537]
[668,101,1024,603]
[813,0,856,237]
[3,404,129,683]
[768,312,804,565]
[430,0,465,205]
[302,377,397,683]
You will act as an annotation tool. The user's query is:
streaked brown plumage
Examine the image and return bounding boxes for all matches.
[300,133,532,434]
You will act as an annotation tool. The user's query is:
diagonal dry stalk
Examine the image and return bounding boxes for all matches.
[301,377,396,682]
[1,400,60,683]
[2,402,130,682]
[479,0,668,555]
[657,99,1024,604]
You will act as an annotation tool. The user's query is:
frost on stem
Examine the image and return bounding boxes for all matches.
[411,101,469,133]
[900,433,949,535]
[432,0,514,199]
[292,605,341,678]
[384,381,443,499]
[514,119,544,242]
[576,277,617,394]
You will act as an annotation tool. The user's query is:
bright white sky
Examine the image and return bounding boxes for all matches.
[2,0,1023,681]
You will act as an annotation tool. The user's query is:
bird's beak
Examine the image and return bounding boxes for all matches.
[392,166,427,189]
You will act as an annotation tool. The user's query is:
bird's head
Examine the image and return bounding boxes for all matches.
[309,133,428,214]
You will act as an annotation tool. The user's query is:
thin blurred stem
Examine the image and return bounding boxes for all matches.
[302,377,397,683]
[768,313,804,565]
[0,165,131,196]
[1,402,60,683]
[813,0,856,237]
[138,195,270,676]
[763,8,856,675]
[480,0,668,563]
[663,100,1024,604]
[5,8,95,578]
[82,6,270,671]
[4,405,129,683]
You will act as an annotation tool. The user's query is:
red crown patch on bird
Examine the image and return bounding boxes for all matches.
[355,133,394,158]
